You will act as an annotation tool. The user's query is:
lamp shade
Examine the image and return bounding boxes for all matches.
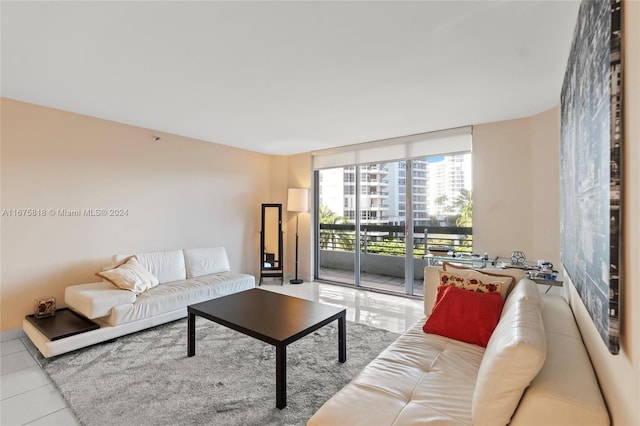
[287,188,308,213]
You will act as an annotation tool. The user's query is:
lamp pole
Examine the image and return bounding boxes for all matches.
[291,212,303,284]
[287,188,308,285]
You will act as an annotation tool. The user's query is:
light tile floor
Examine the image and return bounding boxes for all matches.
[0,334,78,426]
[0,282,425,426]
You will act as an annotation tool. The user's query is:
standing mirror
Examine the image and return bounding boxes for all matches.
[259,203,283,285]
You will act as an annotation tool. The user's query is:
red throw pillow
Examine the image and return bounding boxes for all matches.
[423,285,504,347]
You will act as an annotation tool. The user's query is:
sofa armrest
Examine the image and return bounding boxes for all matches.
[65,282,136,319]
[510,295,610,426]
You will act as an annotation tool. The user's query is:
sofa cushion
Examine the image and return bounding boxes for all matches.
[423,285,503,347]
[65,282,137,319]
[308,320,485,426]
[113,249,186,284]
[106,272,254,326]
[97,255,159,295]
[472,298,546,426]
[184,247,231,278]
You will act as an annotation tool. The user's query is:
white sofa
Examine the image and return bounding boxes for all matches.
[23,247,255,358]
[308,266,610,426]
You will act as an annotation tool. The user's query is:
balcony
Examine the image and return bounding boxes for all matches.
[319,266,423,294]
[318,224,473,296]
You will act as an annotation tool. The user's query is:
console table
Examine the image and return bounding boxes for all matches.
[493,257,563,294]
[423,254,488,269]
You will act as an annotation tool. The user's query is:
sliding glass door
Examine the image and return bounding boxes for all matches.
[357,161,407,294]
[316,161,414,294]
[317,166,356,286]
[410,154,472,296]
[314,128,473,298]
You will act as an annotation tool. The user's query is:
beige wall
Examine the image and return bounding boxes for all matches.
[473,106,560,266]
[284,153,313,281]
[565,2,640,424]
[1,98,273,330]
[529,107,562,263]
[240,153,313,283]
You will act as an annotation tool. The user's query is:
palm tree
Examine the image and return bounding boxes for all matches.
[319,204,342,225]
[319,205,353,251]
[455,189,473,227]
[435,194,449,216]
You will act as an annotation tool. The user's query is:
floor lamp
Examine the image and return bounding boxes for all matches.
[287,188,308,284]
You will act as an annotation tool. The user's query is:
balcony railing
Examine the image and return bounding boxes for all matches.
[318,224,473,257]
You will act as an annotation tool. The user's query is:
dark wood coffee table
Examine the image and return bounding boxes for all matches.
[187,288,346,409]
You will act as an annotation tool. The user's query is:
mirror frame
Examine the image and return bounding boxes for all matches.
[259,203,283,285]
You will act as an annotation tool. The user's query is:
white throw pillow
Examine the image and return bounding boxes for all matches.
[97,255,160,295]
[184,247,231,278]
[472,298,547,425]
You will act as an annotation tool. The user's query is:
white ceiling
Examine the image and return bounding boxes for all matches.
[1,1,580,156]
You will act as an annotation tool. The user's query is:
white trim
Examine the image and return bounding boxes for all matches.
[312,126,472,169]
[0,328,26,342]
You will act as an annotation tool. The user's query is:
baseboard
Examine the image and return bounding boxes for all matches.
[0,327,26,342]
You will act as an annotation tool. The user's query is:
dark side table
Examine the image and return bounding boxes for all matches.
[25,308,99,341]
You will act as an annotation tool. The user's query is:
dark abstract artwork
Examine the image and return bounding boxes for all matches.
[560,0,622,354]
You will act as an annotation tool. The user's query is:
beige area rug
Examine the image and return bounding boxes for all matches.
[39,317,399,426]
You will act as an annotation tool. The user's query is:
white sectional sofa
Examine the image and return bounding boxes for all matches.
[23,247,255,358]
[308,266,610,426]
